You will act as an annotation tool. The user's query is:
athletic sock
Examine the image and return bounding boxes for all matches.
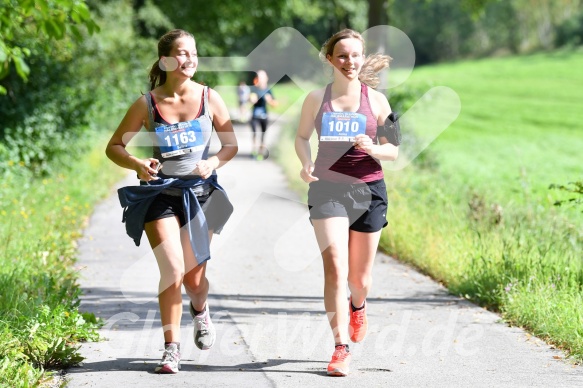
[191,303,206,316]
[164,342,180,350]
[335,344,350,352]
[351,300,365,311]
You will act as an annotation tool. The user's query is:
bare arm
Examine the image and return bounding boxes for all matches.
[354,88,399,161]
[105,95,161,181]
[295,90,321,183]
[265,91,278,107]
[194,89,238,179]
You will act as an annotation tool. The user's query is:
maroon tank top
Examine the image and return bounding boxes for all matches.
[313,83,383,183]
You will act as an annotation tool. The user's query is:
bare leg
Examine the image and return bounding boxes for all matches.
[250,119,258,155]
[182,230,214,311]
[347,230,382,308]
[259,119,268,157]
[144,216,185,343]
[313,217,350,345]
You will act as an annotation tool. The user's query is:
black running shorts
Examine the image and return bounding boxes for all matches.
[144,187,232,233]
[307,178,388,233]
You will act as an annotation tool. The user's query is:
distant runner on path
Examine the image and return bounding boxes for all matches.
[249,69,278,160]
[105,29,238,374]
[295,28,401,377]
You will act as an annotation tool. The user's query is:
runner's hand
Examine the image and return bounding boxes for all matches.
[353,134,376,154]
[194,160,214,179]
[300,161,319,183]
[136,158,160,181]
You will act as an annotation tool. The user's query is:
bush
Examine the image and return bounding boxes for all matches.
[0,53,93,176]
[0,0,166,177]
[556,10,583,47]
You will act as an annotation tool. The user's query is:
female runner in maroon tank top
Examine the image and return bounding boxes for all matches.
[295,29,400,377]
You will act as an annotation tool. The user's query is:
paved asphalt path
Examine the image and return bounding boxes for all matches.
[65,121,583,387]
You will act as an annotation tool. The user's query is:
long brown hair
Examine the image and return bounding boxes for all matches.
[321,29,391,89]
[148,29,195,90]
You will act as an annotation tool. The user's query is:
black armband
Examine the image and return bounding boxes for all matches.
[377,112,401,146]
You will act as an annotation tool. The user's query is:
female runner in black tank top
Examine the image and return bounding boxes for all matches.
[106,29,238,374]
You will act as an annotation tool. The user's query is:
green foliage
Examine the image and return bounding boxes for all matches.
[550,181,583,211]
[20,304,98,368]
[390,0,582,63]
[0,331,43,388]
[0,44,98,175]
[390,0,477,63]
[0,0,156,176]
[133,0,173,38]
[556,8,583,46]
[0,132,124,385]
[501,280,583,361]
[0,0,99,93]
[153,0,368,58]
[2,110,77,176]
[458,0,497,17]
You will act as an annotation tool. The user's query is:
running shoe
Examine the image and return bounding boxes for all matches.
[327,344,351,376]
[190,302,216,350]
[154,343,180,374]
[349,296,368,343]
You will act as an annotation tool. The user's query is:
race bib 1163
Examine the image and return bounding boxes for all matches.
[320,112,367,142]
[155,120,206,158]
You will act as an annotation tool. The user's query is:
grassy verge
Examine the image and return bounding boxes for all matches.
[0,133,127,386]
[383,49,583,361]
[273,50,583,362]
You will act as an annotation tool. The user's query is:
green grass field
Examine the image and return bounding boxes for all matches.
[387,50,583,361]
[404,50,583,203]
[274,49,583,362]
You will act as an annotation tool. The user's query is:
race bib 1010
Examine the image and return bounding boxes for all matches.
[320,112,367,142]
[155,120,206,158]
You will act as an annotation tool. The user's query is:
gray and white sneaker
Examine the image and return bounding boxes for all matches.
[154,343,180,374]
[190,302,216,350]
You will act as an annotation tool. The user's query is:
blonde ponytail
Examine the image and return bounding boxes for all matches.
[359,53,391,88]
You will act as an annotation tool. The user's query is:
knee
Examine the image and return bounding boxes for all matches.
[322,248,347,286]
[183,273,207,294]
[158,272,183,295]
[324,269,346,288]
[347,273,372,291]
[160,267,184,288]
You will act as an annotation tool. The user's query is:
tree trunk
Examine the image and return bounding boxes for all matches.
[368,0,388,28]
[367,0,389,88]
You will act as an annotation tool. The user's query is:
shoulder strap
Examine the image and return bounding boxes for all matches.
[361,82,368,96]
[203,86,212,120]
[323,83,332,103]
[360,82,373,113]
[144,92,156,130]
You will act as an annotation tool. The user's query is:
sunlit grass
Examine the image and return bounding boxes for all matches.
[0,133,127,386]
